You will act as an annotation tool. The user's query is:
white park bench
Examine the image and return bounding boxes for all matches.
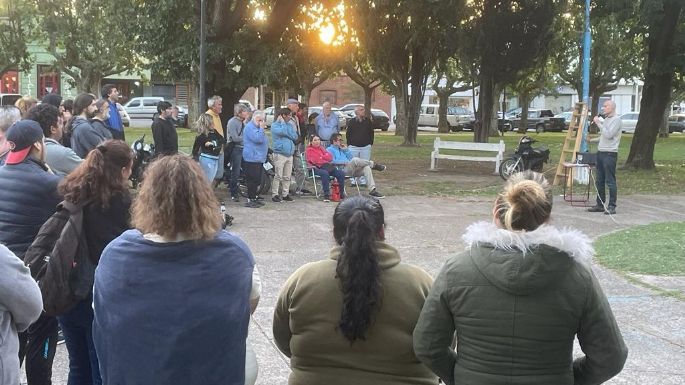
[430,137,505,174]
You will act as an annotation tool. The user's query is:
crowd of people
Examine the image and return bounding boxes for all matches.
[0,87,629,385]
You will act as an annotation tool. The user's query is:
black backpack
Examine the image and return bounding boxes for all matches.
[24,200,95,316]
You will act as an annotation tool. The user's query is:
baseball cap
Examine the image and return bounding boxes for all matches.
[5,120,44,165]
[286,98,299,105]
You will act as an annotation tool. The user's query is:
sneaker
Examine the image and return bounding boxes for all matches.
[372,163,387,171]
[255,195,264,201]
[300,188,312,194]
[231,195,240,203]
[272,195,282,203]
[244,201,261,208]
[369,189,385,198]
[323,195,331,202]
[282,195,294,202]
[604,207,616,215]
[587,205,604,213]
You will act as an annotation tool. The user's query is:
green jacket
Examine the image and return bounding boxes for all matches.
[273,242,438,385]
[413,222,627,385]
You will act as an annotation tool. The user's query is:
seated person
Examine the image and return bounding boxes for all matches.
[305,135,346,202]
[326,133,386,198]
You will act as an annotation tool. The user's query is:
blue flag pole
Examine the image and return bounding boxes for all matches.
[581,0,591,152]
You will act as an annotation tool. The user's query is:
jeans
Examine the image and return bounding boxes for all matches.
[199,153,220,183]
[229,147,243,198]
[243,161,263,199]
[595,151,618,208]
[18,313,58,385]
[313,167,345,197]
[271,153,293,197]
[214,152,225,180]
[58,299,101,385]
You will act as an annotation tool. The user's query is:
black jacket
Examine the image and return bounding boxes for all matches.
[151,117,178,156]
[346,117,374,147]
[191,130,225,159]
[83,192,131,265]
[0,159,61,259]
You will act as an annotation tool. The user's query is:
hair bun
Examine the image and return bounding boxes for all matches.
[505,180,545,206]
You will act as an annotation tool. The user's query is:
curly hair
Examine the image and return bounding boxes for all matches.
[58,140,133,209]
[332,196,385,343]
[131,155,221,240]
[25,104,60,138]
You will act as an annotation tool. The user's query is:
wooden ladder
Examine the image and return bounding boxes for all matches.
[553,102,589,186]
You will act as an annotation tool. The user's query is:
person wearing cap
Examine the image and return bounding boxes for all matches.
[0,119,62,385]
[41,93,63,110]
[68,93,112,158]
[0,105,22,164]
[26,103,83,176]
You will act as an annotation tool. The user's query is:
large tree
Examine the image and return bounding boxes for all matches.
[31,0,144,93]
[347,0,464,145]
[431,58,472,134]
[0,0,32,75]
[555,1,641,118]
[625,0,685,169]
[461,0,564,143]
[343,49,382,115]
[509,59,557,134]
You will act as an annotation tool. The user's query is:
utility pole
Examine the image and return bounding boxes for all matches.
[199,0,207,114]
[581,0,591,152]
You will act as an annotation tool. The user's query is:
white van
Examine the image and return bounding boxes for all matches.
[418,104,474,131]
[124,97,187,126]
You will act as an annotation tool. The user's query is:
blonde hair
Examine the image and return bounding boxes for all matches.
[131,155,221,240]
[194,113,213,135]
[15,96,38,117]
[495,171,552,231]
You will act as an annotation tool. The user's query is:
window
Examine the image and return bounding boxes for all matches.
[426,107,435,114]
[128,100,140,107]
[319,90,337,105]
[37,65,60,98]
[143,99,160,107]
[1,70,19,93]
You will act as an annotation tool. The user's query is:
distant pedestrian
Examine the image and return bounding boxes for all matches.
[346,105,375,185]
[26,103,82,176]
[57,139,133,385]
[151,101,178,156]
[315,101,340,147]
[93,155,255,385]
[413,171,628,385]
[68,93,112,158]
[205,95,226,184]
[227,103,249,201]
[271,108,299,203]
[101,84,125,140]
[273,196,437,384]
[242,111,269,208]
[191,113,225,182]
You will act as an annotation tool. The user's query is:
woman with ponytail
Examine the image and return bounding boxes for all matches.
[57,139,133,385]
[273,196,437,385]
[413,171,628,385]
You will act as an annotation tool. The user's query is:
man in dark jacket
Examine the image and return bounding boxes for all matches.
[151,101,178,156]
[0,120,61,385]
[346,105,375,186]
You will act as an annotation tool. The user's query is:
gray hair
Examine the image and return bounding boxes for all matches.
[0,105,21,133]
[207,95,222,108]
[234,103,249,116]
[252,110,265,121]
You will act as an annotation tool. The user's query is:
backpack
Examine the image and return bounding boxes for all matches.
[24,200,95,316]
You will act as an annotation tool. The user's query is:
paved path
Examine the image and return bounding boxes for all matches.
[42,194,685,384]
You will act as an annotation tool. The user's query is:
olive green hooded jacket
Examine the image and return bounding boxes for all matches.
[413,222,628,385]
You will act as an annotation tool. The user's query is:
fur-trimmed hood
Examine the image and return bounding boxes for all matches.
[462,221,594,295]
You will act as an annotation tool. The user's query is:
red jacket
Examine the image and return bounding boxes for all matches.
[305,145,332,167]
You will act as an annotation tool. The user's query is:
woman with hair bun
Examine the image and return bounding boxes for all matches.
[413,171,628,385]
[273,195,437,385]
[57,139,134,384]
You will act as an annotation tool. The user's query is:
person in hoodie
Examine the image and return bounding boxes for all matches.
[68,93,111,158]
[413,171,628,385]
[270,108,299,203]
[242,111,269,208]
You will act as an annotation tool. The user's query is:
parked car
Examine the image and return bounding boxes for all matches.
[308,106,349,130]
[619,112,639,133]
[239,99,255,111]
[668,114,685,133]
[461,112,512,132]
[339,103,391,131]
[124,97,187,127]
[511,109,565,133]
[417,104,474,131]
[555,111,573,130]
[0,93,21,106]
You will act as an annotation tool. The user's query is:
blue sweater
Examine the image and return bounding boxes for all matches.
[242,120,269,162]
[93,229,255,385]
[271,120,299,156]
[326,144,353,164]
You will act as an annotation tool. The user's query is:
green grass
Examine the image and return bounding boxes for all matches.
[595,222,685,276]
[125,127,685,196]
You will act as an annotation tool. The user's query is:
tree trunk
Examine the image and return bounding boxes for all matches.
[517,93,530,134]
[625,0,682,169]
[394,85,408,138]
[658,103,670,138]
[364,87,374,119]
[475,72,496,143]
[187,81,199,126]
[437,90,451,133]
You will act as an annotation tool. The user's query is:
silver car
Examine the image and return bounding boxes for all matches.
[619,112,639,133]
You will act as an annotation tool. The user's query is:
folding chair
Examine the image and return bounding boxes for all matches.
[300,153,360,198]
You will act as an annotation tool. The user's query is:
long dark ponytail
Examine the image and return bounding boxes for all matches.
[332,196,385,343]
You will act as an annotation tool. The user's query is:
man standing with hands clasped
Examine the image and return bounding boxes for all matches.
[588,100,622,215]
